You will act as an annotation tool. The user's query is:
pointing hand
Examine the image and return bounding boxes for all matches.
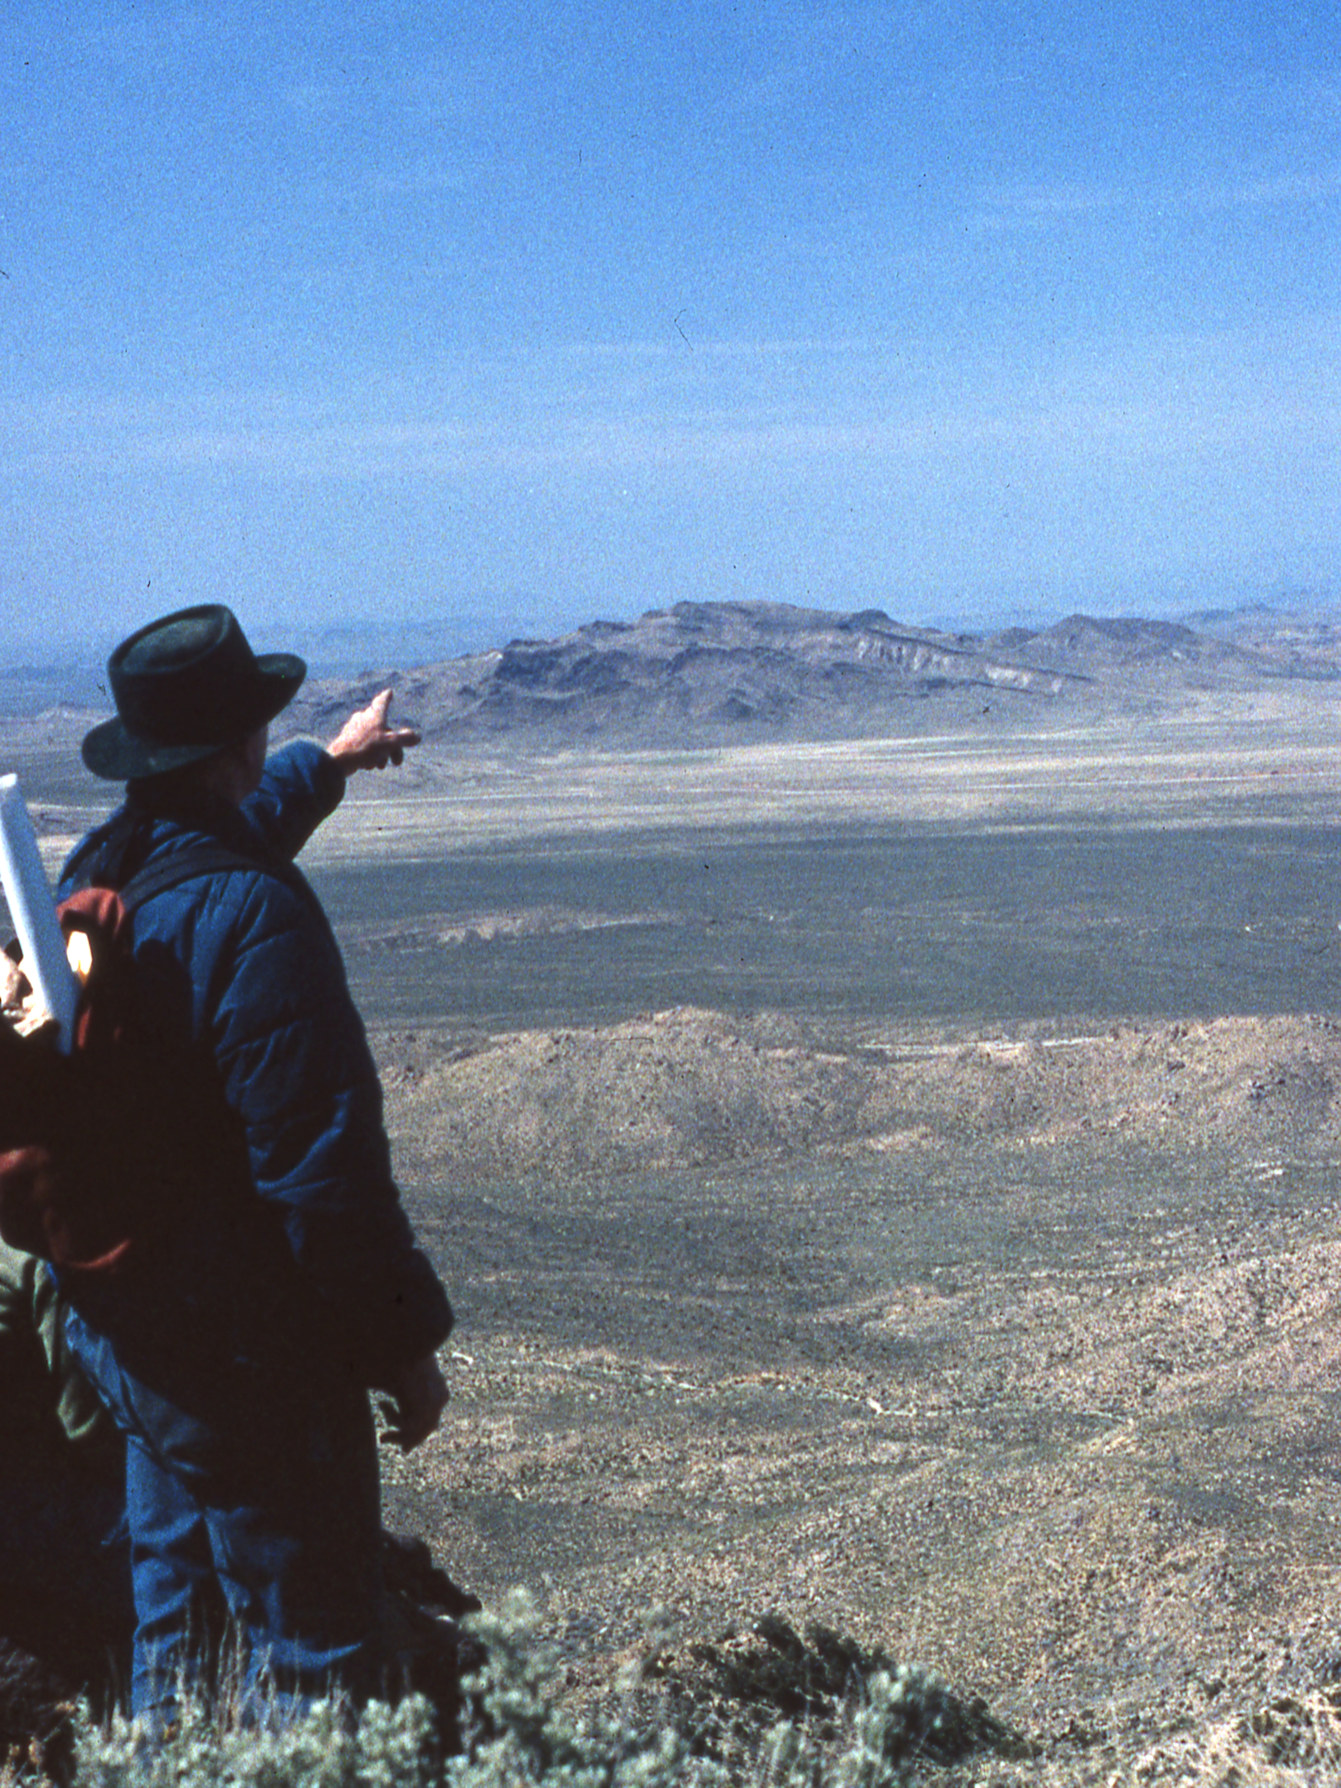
[327,689,421,773]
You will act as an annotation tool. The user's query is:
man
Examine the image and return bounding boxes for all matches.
[55,604,454,1722]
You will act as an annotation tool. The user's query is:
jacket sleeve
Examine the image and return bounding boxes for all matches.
[194,870,452,1385]
[0,1240,114,1448]
[239,741,347,863]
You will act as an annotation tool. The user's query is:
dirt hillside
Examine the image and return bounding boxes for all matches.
[377,1007,1341,1179]
[371,1006,1341,1780]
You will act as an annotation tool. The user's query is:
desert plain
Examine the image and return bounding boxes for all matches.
[13,686,1341,1778]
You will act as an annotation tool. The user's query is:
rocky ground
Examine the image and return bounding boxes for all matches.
[377,1005,1341,1172]
[370,1005,1341,1781]
[13,1013,1341,1779]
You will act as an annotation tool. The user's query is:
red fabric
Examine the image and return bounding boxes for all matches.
[58,885,134,1052]
[0,887,140,1274]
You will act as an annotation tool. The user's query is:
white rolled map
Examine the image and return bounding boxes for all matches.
[0,773,78,1053]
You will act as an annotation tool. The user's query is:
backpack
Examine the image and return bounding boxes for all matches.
[0,846,252,1278]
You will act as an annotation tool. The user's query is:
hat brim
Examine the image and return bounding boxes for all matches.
[81,654,306,781]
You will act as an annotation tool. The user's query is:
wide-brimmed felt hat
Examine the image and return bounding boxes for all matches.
[82,605,306,781]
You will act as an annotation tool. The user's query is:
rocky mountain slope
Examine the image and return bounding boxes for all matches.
[9,600,1341,752]
[373,1006,1341,1780]
[377,1007,1341,1182]
[283,601,1341,751]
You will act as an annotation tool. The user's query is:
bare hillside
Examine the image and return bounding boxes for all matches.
[377,1007,1341,1775]
[377,1007,1341,1181]
[13,600,1341,759]
[280,601,1341,752]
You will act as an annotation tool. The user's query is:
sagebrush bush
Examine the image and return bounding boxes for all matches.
[70,1690,438,1788]
[61,1594,967,1788]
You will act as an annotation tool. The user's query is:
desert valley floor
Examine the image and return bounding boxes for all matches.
[13,697,1341,1777]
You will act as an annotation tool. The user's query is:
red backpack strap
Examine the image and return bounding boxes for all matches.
[56,886,136,1053]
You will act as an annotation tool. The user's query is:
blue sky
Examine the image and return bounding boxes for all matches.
[2,1,1338,663]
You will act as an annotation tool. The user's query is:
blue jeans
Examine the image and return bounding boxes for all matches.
[65,1306,384,1720]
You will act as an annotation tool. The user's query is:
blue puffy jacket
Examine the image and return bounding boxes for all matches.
[58,742,452,1394]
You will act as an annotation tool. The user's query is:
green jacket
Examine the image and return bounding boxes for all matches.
[0,1240,114,1455]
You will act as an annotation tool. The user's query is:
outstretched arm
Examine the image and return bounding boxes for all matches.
[327,690,421,775]
[241,690,420,855]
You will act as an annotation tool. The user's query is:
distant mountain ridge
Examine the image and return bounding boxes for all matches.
[282,599,1341,750]
[10,599,1341,748]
